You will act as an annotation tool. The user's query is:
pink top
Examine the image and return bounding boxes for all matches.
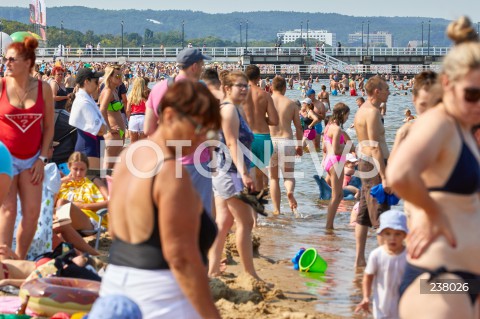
[146,74,209,165]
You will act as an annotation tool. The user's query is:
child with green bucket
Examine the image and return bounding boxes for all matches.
[355,210,408,319]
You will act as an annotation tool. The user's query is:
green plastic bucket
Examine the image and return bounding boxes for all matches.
[298,248,328,273]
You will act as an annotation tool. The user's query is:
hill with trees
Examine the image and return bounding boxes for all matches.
[0,6,454,48]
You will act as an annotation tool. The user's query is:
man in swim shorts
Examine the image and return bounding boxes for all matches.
[353,76,391,267]
[269,76,303,215]
[244,65,279,192]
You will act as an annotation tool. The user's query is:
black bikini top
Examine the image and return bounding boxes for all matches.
[109,159,218,269]
[428,123,480,195]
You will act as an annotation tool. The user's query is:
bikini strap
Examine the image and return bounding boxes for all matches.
[453,120,467,142]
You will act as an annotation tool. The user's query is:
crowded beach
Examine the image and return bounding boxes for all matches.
[0,15,479,319]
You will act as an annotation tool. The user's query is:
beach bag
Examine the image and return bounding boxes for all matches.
[303,128,316,140]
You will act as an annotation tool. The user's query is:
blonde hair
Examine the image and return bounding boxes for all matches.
[127,77,146,106]
[442,16,480,81]
[67,152,89,169]
[101,65,122,89]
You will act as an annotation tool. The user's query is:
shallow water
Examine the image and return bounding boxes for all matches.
[257,80,410,318]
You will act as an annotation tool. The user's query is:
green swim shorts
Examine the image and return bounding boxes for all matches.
[250,133,273,168]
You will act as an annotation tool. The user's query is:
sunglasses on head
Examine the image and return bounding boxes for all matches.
[464,88,480,103]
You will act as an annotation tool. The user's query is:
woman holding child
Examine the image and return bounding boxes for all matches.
[387,16,480,318]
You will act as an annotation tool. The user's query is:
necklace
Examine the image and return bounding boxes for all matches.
[12,78,35,108]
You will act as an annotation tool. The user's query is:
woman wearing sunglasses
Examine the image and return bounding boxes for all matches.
[0,37,54,260]
[101,81,221,319]
[98,65,126,169]
[387,16,480,319]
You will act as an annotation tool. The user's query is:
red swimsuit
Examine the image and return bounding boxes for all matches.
[0,78,44,159]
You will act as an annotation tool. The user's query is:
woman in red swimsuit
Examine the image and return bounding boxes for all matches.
[0,37,54,259]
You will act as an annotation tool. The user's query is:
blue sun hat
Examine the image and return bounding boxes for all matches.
[377,210,408,234]
[85,295,142,319]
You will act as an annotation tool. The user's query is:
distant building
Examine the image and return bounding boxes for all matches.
[407,40,424,48]
[348,31,394,48]
[277,29,336,46]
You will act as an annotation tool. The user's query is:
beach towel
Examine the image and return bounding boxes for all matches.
[370,184,400,206]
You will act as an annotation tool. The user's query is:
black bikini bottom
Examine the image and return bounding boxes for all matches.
[399,262,480,305]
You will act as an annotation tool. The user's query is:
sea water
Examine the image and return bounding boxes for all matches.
[257,79,411,318]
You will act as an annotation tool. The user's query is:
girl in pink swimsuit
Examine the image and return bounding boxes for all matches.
[323,102,352,230]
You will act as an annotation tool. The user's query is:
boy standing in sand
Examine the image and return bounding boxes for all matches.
[355,210,408,319]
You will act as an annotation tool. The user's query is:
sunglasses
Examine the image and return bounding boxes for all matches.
[4,57,20,63]
[464,88,480,103]
[179,112,217,139]
[114,74,123,79]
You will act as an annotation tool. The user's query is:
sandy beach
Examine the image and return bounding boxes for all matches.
[90,230,344,319]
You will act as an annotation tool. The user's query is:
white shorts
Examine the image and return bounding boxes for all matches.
[128,114,145,132]
[100,264,201,319]
[212,171,244,200]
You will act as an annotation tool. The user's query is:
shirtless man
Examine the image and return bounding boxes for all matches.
[244,65,279,192]
[306,89,325,150]
[269,76,303,215]
[64,70,76,88]
[317,85,330,115]
[349,77,357,96]
[340,74,349,94]
[353,75,391,267]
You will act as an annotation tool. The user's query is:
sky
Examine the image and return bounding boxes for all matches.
[3,0,480,22]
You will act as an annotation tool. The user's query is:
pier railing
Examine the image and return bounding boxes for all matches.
[37,46,451,59]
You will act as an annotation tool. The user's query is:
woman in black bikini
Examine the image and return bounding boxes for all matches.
[387,16,480,318]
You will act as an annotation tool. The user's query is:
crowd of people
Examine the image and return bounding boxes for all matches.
[0,15,479,319]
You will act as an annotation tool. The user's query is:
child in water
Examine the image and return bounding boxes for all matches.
[403,109,415,122]
[355,210,408,319]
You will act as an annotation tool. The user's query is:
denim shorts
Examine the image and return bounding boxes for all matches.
[12,151,40,176]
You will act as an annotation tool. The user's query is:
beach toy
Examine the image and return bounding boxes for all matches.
[313,175,358,201]
[70,312,87,319]
[19,277,100,317]
[9,32,34,43]
[50,313,70,319]
[299,248,328,273]
[0,32,13,52]
[291,248,306,270]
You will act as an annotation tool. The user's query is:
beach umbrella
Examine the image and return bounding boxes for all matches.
[10,31,35,43]
[0,32,12,53]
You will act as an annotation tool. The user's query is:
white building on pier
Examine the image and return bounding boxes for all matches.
[277,29,336,46]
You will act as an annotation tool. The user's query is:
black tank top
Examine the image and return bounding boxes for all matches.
[54,83,68,110]
[109,162,218,270]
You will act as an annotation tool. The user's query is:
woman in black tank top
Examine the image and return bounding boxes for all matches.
[100,80,222,319]
[50,66,71,110]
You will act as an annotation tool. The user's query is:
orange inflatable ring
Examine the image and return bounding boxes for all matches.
[19,277,100,316]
